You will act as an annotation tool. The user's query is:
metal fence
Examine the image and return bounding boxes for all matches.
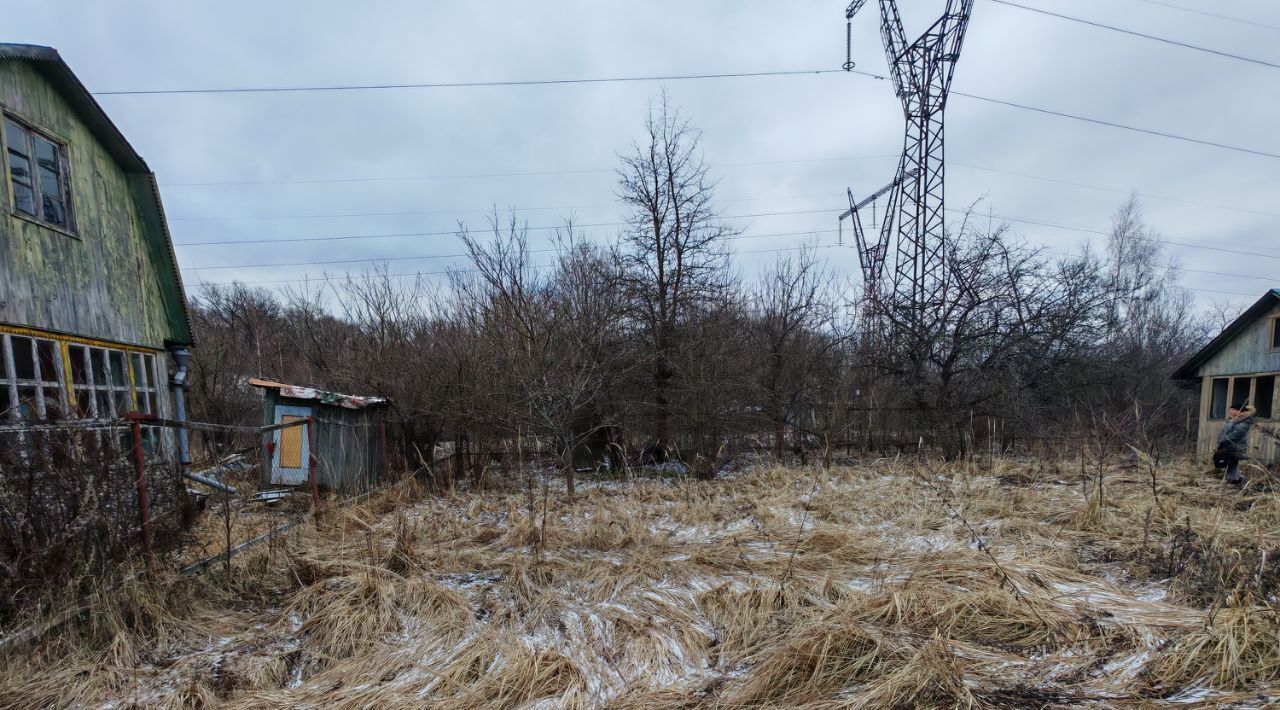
[0,412,393,623]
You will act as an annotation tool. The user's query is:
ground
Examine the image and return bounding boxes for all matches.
[2,457,1279,708]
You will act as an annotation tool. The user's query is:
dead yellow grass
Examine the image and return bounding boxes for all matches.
[2,458,1279,708]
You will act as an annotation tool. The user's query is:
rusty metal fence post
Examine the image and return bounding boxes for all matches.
[128,413,155,574]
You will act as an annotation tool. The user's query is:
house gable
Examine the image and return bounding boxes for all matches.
[0,45,192,349]
[1196,302,1280,378]
[1172,290,1280,380]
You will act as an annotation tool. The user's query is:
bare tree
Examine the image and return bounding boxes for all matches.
[616,93,734,462]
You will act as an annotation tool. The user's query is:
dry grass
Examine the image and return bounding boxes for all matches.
[2,456,1279,708]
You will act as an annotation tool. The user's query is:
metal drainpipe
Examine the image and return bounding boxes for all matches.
[167,346,193,478]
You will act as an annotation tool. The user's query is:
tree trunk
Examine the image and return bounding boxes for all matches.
[563,445,575,495]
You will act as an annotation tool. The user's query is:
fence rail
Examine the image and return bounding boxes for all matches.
[0,411,393,628]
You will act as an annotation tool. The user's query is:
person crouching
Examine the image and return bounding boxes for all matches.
[1213,404,1256,486]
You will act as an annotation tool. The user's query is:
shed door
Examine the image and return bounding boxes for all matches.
[272,405,314,485]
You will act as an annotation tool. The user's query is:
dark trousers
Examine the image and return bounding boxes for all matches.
[1225,457,1242,481]
[1214,448,1244,483]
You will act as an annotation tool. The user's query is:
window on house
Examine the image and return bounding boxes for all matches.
[1210,378,1229,419]
[1231,377,1254,410]
[1272,318,1280,350]
[5,116,73,232]
[1,334,66,421]
[1255,375,1275,419]
[124,352,160,452]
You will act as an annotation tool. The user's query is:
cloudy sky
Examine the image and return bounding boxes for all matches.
[5,0,1277,310]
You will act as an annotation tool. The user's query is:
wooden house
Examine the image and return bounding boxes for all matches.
[1173,289,1280,465]
[250,379,389,492]
[0,44,192,452]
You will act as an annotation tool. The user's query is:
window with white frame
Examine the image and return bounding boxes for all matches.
[1,334,67,421]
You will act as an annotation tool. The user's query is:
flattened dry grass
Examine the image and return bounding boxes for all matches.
[3,458,1280,708]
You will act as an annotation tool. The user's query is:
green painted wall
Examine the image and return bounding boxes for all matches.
[0,61,184,350]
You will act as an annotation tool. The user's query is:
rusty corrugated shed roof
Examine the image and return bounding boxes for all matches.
[249,378,390,410]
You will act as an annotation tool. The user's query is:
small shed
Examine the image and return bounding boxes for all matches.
[250,378,389,492]
[1172,289,1280,465]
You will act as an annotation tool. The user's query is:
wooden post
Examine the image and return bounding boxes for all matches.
[379,413,389,482]
[129,415,154,574]
[307,416,321,513]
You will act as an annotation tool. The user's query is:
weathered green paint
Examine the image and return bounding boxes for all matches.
[0,50,191,350]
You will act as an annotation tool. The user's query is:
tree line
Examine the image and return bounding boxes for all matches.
[188,97,1214,485]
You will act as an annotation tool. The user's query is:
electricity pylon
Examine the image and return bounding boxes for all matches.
[841,0,975,316]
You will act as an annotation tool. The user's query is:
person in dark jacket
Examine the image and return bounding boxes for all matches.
[1214,404,1256,486]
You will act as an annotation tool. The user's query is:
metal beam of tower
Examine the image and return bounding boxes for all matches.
[841,0,976,314]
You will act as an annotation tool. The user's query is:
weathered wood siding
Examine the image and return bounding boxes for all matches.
[1193,304,1280,465]
[0,61,177,350]
[1196,303,1280,377]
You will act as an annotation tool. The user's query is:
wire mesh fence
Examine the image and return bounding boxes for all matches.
[0,412,393,623]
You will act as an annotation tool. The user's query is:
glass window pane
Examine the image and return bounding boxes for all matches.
[17,386,38,420]
[1210,378,1229,419]
[108,351,127,387]
[90,349,107,386]
[11,182,34,216]
[36,340,59,383]
[38,166,66,226]
[68,345,87,384]
[11,336,35,380]
[1273,319,1280,350]
[5,120,26,156]
[33,135,56,167]
[7,147,30,184]
[130,353,145,389]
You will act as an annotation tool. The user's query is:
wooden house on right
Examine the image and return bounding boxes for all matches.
[1173,289,1280,465]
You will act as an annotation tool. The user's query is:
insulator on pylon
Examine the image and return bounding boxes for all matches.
[843,21,855,70]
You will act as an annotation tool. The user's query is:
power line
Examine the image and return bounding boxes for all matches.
[174,201,1280,272]
[172,211,836,247]
[949,162,1280,219]
[180,228,838,270]
[990,0,1280,70]
[101,65,1277,166]
[95,69,845,96]
[1125,0,1280,34]
[160,154,896,189]
[952,91,1280,160]
[164,160,1279,224]
[190,243,842,288]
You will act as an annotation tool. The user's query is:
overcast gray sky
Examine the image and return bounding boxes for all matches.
[4,0,1277,310]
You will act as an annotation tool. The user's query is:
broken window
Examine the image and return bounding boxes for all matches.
[1209,378,1229,419]
[1231,377,1253,410]
[1255,375,1275,419]
[129,352,161,452]
[1,333,65,421]
[4,116,74,232]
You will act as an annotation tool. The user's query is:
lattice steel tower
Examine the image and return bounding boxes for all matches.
[840,0,975,314]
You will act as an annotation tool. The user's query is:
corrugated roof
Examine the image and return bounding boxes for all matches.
[0,43,194,346]
[249,378,390,410]
[1171,289,1280,380]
